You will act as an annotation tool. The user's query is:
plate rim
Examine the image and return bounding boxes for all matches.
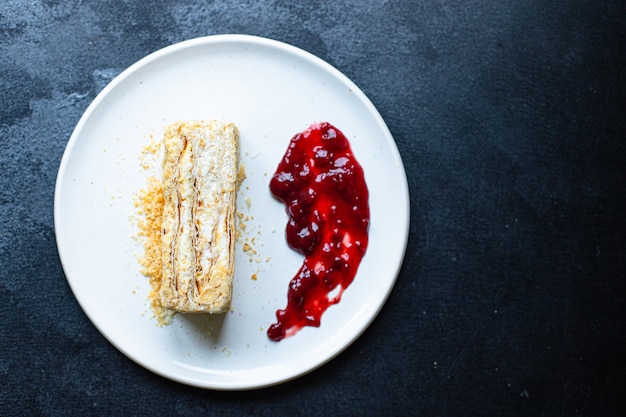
[54,33,410,390]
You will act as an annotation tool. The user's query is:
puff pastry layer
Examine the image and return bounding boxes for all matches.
[160,120,239,313]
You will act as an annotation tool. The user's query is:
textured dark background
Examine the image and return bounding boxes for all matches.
[1,1,625,416]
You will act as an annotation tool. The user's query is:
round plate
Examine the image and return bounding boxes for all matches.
[54,34,409,390]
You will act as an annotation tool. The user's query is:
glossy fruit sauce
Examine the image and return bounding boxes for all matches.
[267,122,369,341]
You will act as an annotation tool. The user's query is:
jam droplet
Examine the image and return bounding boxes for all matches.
[268,122,369,341]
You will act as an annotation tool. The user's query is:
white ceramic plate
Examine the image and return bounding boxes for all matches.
[54,34,409,390]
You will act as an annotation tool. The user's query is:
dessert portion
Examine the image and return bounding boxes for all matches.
[267,122,370,341]
[160,120,239,313]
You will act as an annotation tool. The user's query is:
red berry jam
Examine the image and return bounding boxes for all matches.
[268,122,369,341]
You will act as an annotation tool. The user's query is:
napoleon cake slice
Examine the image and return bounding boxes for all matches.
[160,120,239,313]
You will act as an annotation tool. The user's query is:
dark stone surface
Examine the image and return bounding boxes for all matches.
[1,1,625,415]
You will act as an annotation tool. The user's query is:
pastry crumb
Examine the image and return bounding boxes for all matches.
[237,162,247,187]
[135,175,174,326]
